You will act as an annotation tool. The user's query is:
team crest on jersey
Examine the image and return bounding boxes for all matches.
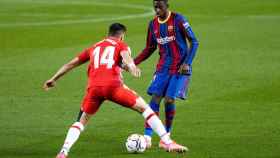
[168,25,173,31]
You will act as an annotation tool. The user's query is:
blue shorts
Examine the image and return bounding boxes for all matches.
[147,72,191,100]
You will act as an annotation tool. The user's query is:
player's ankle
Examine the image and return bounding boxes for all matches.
[144,128,153,137]
[144,135,151,139]
[144,135,152,143]
[165,132,171,136]
[160,133,172,144]
[144,135,152,148]
[60,147,69,156]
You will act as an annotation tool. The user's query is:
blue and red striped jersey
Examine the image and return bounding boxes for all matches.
[134,12,199,74]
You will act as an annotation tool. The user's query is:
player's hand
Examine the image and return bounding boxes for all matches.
[179,64,191,75]
[130,67,141,78]
[121,64,130,72]
[135,67,141,77]
[119,61,129,72]
[43,79,56,91]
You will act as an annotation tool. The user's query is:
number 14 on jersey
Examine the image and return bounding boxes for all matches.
[92,46,115,69]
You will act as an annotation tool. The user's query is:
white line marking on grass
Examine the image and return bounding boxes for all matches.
[1,0,152,10]
[0,0,154,27]
[247,15,280,19]
[0,12,153,27]
[0,12,98,18]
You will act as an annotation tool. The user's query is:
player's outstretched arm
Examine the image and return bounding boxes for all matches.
[134,21,157,65]
[43,57,85,91]
[120,50,141,78]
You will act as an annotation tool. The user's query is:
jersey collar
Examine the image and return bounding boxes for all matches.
[107,36,120,42]
[157,11,171,24]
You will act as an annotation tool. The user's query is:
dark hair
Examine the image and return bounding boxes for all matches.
[108,23,127,36]
[154,0,168,3]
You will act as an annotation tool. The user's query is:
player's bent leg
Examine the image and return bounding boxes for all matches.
[144,95,162,148]
[56,121,84,158]
[164,97,176,134]
[164,97,175,104]
[144,94,162,143]
[163,74,190,137]
[109,85,188,153]
[132,97,188,153]
[77,110,92,125]
[144,72,171,147]
[56,111,93,158]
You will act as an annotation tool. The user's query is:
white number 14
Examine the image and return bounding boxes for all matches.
[92,46,115,69]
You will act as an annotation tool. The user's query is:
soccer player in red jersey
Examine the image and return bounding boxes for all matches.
[43,23,188,158]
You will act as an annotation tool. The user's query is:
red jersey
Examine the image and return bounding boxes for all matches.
[78,37,130,87]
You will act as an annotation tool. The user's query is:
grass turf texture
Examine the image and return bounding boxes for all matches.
[0,0,280,157]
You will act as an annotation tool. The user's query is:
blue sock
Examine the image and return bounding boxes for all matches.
[165,103,176,133]
[144,100,160,137]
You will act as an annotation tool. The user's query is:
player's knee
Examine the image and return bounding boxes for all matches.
[141,106,155,119]
[164,97,175,104]
[78,112,92,126]
[132,97,149,112]
[71,122,85,132]
[151,95,162,104]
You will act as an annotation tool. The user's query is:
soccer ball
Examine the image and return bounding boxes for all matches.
[125,134,146,153]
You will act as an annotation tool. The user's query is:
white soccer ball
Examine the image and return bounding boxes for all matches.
[125,134,146,153]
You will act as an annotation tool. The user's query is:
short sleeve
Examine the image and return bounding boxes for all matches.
[119,42,131,55]
[77,48,90,62]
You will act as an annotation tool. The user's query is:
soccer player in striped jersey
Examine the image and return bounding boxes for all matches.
[134,0,199,148]
[43,23,188,158]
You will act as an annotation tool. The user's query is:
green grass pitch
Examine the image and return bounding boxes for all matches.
[0,0,280,157]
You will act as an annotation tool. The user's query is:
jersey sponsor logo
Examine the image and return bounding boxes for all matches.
[183,22,190,29]
[156,36,176,45]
